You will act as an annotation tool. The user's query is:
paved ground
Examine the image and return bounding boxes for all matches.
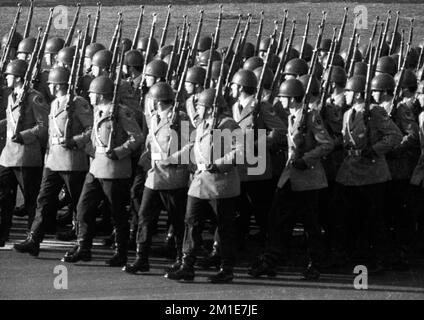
[1,216,424,299]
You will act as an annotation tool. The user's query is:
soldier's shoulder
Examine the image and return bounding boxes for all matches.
[28,89,47,106]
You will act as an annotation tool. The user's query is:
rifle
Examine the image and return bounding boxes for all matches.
[214,4,223,49]
[224,14,242,63]
[177,16,188,58]
[13,27,42,137]
[91,2,101,44]
[189,10,204,66]
[347,34,360,78]
[63,30,82,143]
[320,38,339,112]
[224,30,243,100]
[76,14,91,93]
[64,3,81,47]
[204,33,215,89]
[276,9,288,55]
[372,22,385,75]
[398,29,405,73]
[377,10,391,58]
[300,12,311,60]
[31,8,54,85]
[176,22,191,79]
[0,4,23,75]
[335,7,348,54]
[254,11,264,56]
[132,5,144,50]
[144,13,158,66]
[23,0,34,39]
[417,41,424,73]
[324,27,338,72]
[110,17,123,80]
[160,4,172,48]
[211,57,226,130]
[109,12,123,51]
[269,19,296,102]
[107,43,125,153]
[364,45,376,151]
[389,11,400,55]
[364,15,379,62]
[166,26,180,83]
[308,11,326,74]
[345,14,358,72]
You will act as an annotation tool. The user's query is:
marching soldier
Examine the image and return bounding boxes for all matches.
[62,75,143,266]
[0,59,49,247]
[13,66,93,256]
[83,43,105,75]
[299,74,321,110]
[335,75,402,272]
[166,88,243,283]
[1,32,23,63]
[123,82,192,274]
[184,66,206,127]
[283,58,309,80]
[395,69,421,122]
[137,37,159,62]
[16,37,36,62]
[44,37,65,68]
[248,78,334,280]
[56,47,76,70]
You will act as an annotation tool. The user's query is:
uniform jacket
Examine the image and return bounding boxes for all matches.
[278,108,334,191]
[185,94,200,128]
[144,108,192,190]
[410,111,424,187]
[270,100,289,177]
[188,115,244,199]
[336,103,403,186]
[0,87,11,152]
[232,95,286,182]
[88,102,144,179]
[0,88,49,167]
[44,95,93,172]
[384,101,420,180]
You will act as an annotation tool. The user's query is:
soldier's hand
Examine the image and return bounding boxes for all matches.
[362,146,377,160]
[106,150,119,160]
[292,158,308,170]
[11,133,24,144]
[60,139,78,150]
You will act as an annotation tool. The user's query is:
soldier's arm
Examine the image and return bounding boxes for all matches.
[371,106,403,156]
[261,102,287,147]
[394,104,420,151]
[113,106,144,160]
[73,98,94,149]
[302,111,335,167]
[214,118,244,172]
[167,113,194,165]
[19,93,49,144]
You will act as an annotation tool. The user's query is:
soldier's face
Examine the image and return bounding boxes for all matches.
[417,93,424,108]
[230,83,240,99]
[92,65,101,77]
[84,58,92,72]
[284,74,295,81]
[48,83,56,96]
[345,90,354,105]
[145,75,156,87]
[259,51,267,60]
[5,75,16,88]
[185,82,195,95]
[45,54,54,67]
[17,53,28,61]
[197,105,211,120]
[89,92,100,106]
[279,96,290,109]
[372,91,383,103]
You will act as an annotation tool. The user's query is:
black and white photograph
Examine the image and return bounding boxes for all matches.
[0,0,424,305]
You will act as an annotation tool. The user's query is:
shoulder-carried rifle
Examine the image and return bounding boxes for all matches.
[204,33,215,89]
[377,10,391,58]
[276,9,288,55]
[76,14,91,93]
[189,10,204,66]
[224,14,242,63]
[347,34,360,78]
[364,16,379,62]
[132,5,145,50]
[299,12,311,60]
[110,17,123,80]
[23,0,34,39]
[64,3,81,47]
[0,4,23,76]
[159,4,172,48]
[109,12,123,51]
[91,2,101,44]
[166,26,180,83]
[254,11,264,57]
[214,4,223,49]
[335,7,348,54]
[389,11,400,55]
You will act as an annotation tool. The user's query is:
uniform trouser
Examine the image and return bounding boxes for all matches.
[76,173,131,249]
[343,183,385,264]
[0,166,42,235]
[136,187,187,257]
[264,183,322,265]
[30,168,87,243]
[409,185,424,240]
[129,166,146,232]
[236,179,275,239]
[383,179,415,257]
[183,196,237,269]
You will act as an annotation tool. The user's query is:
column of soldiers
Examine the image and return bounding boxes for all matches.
[1,3,424,284]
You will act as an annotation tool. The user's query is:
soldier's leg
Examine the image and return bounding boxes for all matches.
[235,182,254,247]
[248,179,275,240]
[14,167,43,230]
[0,167,18,245]
[129,166,146,239]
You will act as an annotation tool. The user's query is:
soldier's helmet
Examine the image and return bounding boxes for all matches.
[328,54,345,69]
[243,56,264,71]
[319,38,332,52]
[330,66,347,86]
[371,73,396,92]
[376,56,397,76]
[279,47,300,62]
[17,37,36,54]
[156,45,174,60]
[47,66,70,85]
[57,46,76,66]
[144,60,168,78]
[45,37,65,55]
[341,48,362,65]
[197,49,221,67]
[211,61,229,81]
[299,74,320,96]
[253,66,274,90]
[137,37,159,55]
[197,88,224,109]
[283,58,308,77]
[120,38,132,53]
[345,75,366,92]
[259,37,277,53]
[92,49,113,69]
[124,49,144,67]
[395,69,417,89]
[186,66,206,85]
[150,82,175,101]
[85,43,106,59]
[277,78,305,98]
[231,69,258,89]
[294,43,313,61]
[5,59,28,77]
[2,31,23,49]
[88,75,114,94]
[198,36,213,52]
[353,61,368,77]
[241,42,255,59]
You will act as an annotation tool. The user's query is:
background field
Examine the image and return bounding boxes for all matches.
[1,2,424,54]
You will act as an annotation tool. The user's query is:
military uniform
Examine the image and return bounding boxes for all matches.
[0,88,49,239]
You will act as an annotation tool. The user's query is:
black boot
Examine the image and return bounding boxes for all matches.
[128,229,137,251]
[61,244,91,263]
[106,245,128,267]
[56,227,77,241]
[0,232,8,247]
[303,261,320,280]
[200,250,221,270]
[13,233,40,256]
[164,255,183,275]
[248,255,277,278]
[123,246,149,274]
[166,254,195,281]
[208,268,234,284]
